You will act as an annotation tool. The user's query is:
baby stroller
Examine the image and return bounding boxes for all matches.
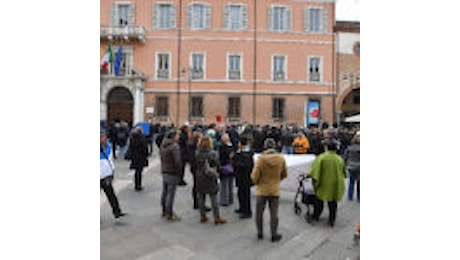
[294,174,317,223]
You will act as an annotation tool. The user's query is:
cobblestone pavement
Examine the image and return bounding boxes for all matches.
[101,149,360,260]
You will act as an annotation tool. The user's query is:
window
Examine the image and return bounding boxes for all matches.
[153,3,176,29]
[272,98,285,120]
[273,56,286,81]
[187,3,211,30]
[191,53,205,79]
[228,97,241,118]
[305,8,326,33]
[224,4,247,30]
[228,54,241,80]
[308,57,321,82]
[190,97,203,117]
[156,53,170,79]
[156,96,169,117]
[269,6,291,32]
[111,3,134,26]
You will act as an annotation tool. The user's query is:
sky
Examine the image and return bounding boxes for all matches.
[336,0,360,21]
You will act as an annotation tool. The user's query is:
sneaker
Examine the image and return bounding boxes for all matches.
[257,233,264,240]
[167,214,181,222]
[178,180,187,186]
[214,217,227,225]
[161,212,168,218]
[271,234,282,242]
[204,206,211,212]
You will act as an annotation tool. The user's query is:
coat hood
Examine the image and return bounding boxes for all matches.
[161,138,175,149]
[261,149,284,167]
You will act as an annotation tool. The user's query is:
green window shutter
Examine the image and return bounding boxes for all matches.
[224,5,229,29]
[171,4,177,29]
[152,4,158,28]
[205,5,211,29]
[285,7,291,31]
[304,8,309,32]
[268,6,272,31]
[320,9,327,33]
[111,3,118,26]
[242,5,248,30]
[186,4,193,29]
[128,4,135,25]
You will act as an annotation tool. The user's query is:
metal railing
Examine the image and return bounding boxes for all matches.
[100,25,146,42]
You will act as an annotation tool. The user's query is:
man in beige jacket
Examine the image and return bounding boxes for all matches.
[251,138,288,242]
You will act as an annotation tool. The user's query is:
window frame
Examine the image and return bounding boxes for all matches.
[308,56,322,83]
[190,96,204,118]
[272,97,286,121]
[155,96,169,117]
[228,96,241,119]
[190,52,206,80]
[272,54,287,82]
[155,52,171,80]
[227,53,243,81]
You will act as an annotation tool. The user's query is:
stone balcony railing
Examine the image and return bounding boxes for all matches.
[100,67,146,81]
[100,25,146,43]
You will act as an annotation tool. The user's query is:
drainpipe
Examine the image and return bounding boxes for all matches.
[252,0,257,125]
[176,0,183,126]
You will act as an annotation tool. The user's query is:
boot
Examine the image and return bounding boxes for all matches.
[214,217,227,225]
[200,215,208,223]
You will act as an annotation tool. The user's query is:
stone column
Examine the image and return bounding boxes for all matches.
[133,79,144,123]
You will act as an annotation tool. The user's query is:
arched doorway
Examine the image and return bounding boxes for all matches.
[337,87,360,121]
[107,87,134,123]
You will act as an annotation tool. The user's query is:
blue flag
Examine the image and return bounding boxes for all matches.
[114,45,123,76]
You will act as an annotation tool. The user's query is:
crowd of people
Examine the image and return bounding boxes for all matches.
[100,120,360,242]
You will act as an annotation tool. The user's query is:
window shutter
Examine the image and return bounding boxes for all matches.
[224,5,229,29]
[111,3,118,26]
[205,5,211,29]
[128,4,135,25]
[171,4,177,28]
[268,6,272,31]
[242,5,248,30]
[187,4,193,29]
[320,9,327,33]
[304,8,309,32]
[285,7,291,31]
[152,4,158,28]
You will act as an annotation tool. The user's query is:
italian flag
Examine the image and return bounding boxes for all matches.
[100,45,113,70]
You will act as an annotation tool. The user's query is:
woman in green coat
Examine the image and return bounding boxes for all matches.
[309,139,347,227]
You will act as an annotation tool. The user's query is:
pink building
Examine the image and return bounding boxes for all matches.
[100,0,337,126]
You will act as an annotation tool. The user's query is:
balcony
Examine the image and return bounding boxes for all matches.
[101,67,146,81]
[100,25,146,43]
[228,70,241,80]
[273,71,285,82]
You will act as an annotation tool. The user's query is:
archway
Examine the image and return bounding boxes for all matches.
[337,86,360,121]
[107,87,134,124]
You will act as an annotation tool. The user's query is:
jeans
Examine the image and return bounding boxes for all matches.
[348,169,360,201]
[282,145,293,154]
[237,186,252,216]
[220,176,234,205]
[255,196,279,236]
[100,176,121,217]
[198,192,220,218]
[161,174,180,216]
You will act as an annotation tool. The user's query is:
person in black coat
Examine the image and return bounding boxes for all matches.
[233,136,254,218]
[128,126,148,191]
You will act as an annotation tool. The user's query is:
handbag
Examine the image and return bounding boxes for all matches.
[219,164,234,177]
[204,158,218,179]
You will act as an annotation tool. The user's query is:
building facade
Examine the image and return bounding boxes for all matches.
[100,0,337,126]
[335,20,360,121]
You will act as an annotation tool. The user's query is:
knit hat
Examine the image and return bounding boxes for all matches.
[264,138,276,149]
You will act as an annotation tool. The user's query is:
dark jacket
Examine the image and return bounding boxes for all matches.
[344,143,360,172]
[160,138,182,176]
[195,149,220,194]
[233,147,254,188]
[128,132,148,170]
[219,143,234,177]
